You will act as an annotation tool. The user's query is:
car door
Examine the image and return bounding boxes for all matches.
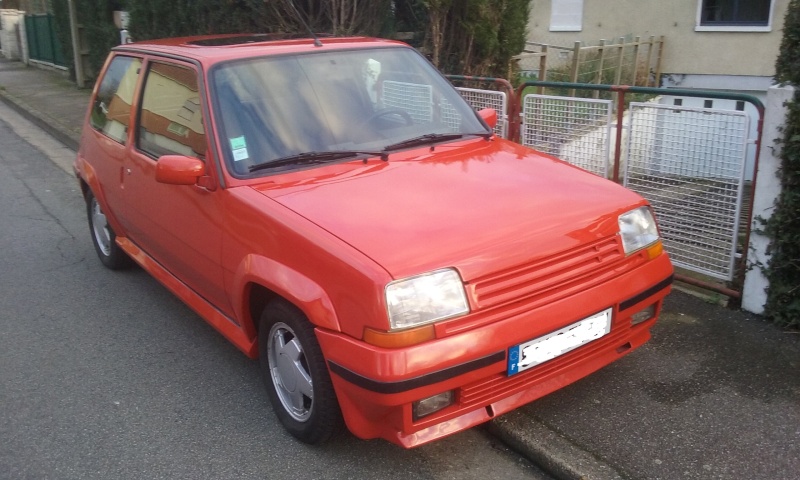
[121,58,233,317]
[83,54,142,227]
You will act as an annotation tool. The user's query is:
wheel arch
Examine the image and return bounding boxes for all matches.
[74,154,98,202]
[234,254,341,351]
[75,157,127,237]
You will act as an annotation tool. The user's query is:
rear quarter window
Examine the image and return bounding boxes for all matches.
[91,55,141,144]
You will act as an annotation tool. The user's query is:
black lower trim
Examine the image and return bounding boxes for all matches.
[328,350,506,394]
[620,275,674,311]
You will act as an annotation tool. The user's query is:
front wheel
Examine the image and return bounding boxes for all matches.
[86,190,132,270]
[259,301,343,444]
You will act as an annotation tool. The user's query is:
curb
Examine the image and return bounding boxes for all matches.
[487,410,625,480]
[0,88,80,151]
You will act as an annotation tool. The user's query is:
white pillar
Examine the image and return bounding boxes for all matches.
[742,85,795,314]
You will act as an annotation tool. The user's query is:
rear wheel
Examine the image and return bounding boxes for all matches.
[258,301,343,444]
[86,190,132,270]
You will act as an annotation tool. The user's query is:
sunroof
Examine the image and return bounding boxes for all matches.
[188,33,329,47]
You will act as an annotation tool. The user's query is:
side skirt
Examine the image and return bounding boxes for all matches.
[116,236,257,358]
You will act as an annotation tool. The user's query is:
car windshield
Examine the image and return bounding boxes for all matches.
[210,46,489,176]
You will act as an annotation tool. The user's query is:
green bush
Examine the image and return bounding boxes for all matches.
[127,0,282,40]
[766,0,800,328]
[413,0,529,78]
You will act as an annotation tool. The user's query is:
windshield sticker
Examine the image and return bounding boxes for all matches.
[230,136,249,162]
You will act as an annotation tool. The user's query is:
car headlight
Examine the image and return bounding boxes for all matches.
[385,268,469,330]
[618,206,660,254]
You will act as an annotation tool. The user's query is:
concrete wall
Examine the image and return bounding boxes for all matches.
[528,0,788,78]
[0,9,25,60]
[742,84,793,314]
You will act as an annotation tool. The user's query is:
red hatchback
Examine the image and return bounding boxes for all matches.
[74,34,673,447]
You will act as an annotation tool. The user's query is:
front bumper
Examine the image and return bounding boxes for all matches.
[315,253,673,447]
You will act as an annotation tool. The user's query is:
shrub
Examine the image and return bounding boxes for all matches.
[413,0,530,78]
[766,0,800,328]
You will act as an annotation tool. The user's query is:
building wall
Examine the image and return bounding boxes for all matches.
[528,0,789,78]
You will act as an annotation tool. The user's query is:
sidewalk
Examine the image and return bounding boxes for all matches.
[0,59,86,150]
[2,57,799,480]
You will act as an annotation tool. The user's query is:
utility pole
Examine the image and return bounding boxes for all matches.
[67,0,84,88]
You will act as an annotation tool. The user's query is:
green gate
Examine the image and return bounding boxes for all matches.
[25,14,67,67]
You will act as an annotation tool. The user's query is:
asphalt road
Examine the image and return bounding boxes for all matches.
[0,103,551,479]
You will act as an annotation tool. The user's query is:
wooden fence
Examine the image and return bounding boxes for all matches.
[516,36,665,92]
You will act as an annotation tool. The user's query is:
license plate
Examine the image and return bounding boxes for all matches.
[507,308,612,376]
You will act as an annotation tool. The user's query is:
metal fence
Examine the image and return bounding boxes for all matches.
[446,76,516,139]
[624,103,750,281]
[455,87,508,138]
[512,82,763,294]
[444,78,764,295]
[382,80,434,124]
[520,94,612,177]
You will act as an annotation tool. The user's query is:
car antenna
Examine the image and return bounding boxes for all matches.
[289,1,323,47]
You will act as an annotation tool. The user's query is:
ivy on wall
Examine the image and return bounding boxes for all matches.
[766,0,800,328]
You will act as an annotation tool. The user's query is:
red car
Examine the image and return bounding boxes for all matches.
[74,34,673,448]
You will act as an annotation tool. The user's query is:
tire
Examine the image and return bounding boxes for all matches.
[259,300,343,444]
[86,190,132,270]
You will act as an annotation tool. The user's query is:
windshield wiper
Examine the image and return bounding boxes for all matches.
[383,132,493,152]
[249,150,387,172]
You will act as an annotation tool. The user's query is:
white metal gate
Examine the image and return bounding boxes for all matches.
[381,83,508,138]
[519,95,751,281]
[520,94,612,177]
[382,80,434,124]
[624,103,750,281]
[456,87,508,139]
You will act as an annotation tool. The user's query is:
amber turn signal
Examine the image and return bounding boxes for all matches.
[646,241,664,260]
[363,324,436,348]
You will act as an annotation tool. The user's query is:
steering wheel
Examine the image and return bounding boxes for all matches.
[364,107,414,127]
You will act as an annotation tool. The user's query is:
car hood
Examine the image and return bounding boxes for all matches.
[251,139,645,281]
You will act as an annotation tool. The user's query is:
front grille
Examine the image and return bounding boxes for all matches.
[472,235,626,310]
[438,234,643,337]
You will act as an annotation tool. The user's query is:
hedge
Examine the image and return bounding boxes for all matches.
[766,0,800,328]
[52,0,529,83]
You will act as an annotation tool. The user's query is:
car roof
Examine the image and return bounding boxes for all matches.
[112,34,409,64]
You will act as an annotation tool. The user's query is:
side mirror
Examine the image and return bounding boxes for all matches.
[155,155,206,185]
[478,108,498,130]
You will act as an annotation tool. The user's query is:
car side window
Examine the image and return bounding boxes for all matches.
[137,61,206,160]
[91,55,141,144]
